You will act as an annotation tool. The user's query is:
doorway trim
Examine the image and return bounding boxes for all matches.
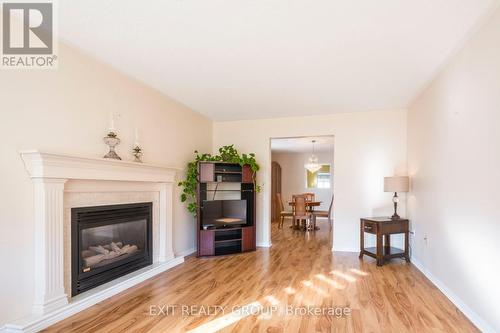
[267,135,335,250]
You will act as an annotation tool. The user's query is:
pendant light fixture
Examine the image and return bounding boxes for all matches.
[304,140,322,173]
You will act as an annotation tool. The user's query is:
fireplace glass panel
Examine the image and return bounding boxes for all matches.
[72,202,152,296]
[81,219,147,270]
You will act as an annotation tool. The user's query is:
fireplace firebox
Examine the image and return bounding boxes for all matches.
[71,202,153,296]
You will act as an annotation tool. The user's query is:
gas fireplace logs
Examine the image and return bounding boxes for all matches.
[83,241,138,267]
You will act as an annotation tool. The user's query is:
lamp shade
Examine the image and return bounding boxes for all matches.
[384,176,409,193]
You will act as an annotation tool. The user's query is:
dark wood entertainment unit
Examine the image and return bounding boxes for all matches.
[197,162,256,257]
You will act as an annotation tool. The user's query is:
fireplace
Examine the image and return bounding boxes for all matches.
[71,202,153,296]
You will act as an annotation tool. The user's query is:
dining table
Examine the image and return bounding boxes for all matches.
[288,201,322,230]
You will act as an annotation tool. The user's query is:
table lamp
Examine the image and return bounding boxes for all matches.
[384,176,409,220]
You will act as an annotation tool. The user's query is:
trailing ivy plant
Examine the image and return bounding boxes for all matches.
[178,145,261,216]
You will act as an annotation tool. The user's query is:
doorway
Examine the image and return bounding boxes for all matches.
[270,136,335,238]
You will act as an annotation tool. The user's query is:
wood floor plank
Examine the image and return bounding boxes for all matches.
[43,220,479,333]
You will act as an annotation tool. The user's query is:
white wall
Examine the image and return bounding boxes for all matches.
[213,110,407,250]
[272,151,334,211]
[0,43,212,326]
[407,7,500,332]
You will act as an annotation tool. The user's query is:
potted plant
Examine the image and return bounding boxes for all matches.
[178,145,261,216]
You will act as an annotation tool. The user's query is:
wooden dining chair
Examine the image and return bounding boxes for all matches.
[313,194,334,228]
[277,193,293,229]
[303,192,315,202]
[292,195,311,230]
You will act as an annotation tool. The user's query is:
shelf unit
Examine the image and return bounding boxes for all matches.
[197,162,256,257]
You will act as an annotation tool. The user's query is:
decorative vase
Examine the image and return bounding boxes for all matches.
[132,146,143,163]
[103,132,122,160]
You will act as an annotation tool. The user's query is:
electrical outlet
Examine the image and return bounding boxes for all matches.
[409,230,415,243]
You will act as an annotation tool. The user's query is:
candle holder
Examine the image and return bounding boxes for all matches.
[132,145,143,163]
[103,132,122,160]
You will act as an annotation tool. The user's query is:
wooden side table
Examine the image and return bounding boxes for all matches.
[359,217,410,266]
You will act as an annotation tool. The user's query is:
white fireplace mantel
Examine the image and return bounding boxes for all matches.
[6,151,184,333]
[20,150,179,182]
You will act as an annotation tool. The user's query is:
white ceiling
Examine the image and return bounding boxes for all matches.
[59,0,498,121]
[271,136,334,153]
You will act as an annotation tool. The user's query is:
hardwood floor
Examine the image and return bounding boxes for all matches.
[44,220,478,333]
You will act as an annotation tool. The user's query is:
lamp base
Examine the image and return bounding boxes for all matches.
[391,192,400,220]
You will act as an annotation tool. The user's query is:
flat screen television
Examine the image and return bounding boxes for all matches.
[202,200,247,228]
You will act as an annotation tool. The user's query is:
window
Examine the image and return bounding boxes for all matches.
[306,164,331,189]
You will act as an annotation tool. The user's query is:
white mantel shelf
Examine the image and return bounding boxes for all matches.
[3,151,185,333]
[20,150,181,183]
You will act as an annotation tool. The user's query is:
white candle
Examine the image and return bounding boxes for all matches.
[109,113,115,132]
[134,128,140,147]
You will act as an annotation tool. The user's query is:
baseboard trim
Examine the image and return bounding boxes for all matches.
[256,242,272,248]
[175,247,197,258]
[0,257,185,333]
[411,257,495,333]
[331,246,358,253]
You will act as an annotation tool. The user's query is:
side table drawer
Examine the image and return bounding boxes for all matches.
[363,221,377,234]
[379,220,408,234]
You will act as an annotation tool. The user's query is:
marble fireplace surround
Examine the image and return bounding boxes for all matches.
[5,151,183,333]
